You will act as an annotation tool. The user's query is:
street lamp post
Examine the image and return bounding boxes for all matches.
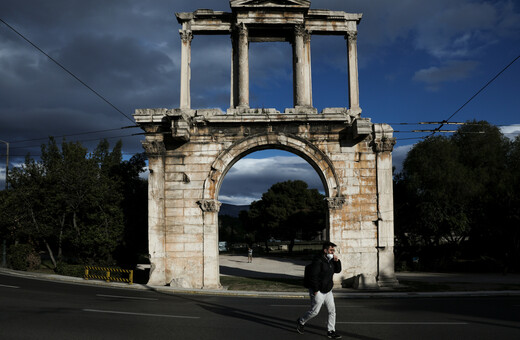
[0,139,8,191]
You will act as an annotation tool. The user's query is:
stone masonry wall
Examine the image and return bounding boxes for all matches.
[136,109,397,289]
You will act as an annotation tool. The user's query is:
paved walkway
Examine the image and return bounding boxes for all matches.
[220,254,520,284]
[220,254,307,279]
[220,254,520,295]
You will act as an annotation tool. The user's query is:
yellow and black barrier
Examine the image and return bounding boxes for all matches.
[84,266,133,284]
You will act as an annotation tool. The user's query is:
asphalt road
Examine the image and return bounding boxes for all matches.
[1,273,519,340]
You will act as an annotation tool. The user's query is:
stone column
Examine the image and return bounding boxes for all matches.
[373,125,399,287]
[346,31,360,113]
[303,29,313,107]
[237,23,249,109]
[198,199,222,289]
[142,136,167,286]
[180,30,193,109]
[293,25,311,108]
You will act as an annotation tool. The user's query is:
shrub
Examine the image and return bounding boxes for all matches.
[7,244,39,271]
[55,262,85,278]
[26,252,41,271]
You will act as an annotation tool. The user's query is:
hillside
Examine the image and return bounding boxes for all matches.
[219,203,249,218]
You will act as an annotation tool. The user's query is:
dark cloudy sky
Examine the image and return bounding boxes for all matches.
[1,0,519,204]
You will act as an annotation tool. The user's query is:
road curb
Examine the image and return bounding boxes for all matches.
[2,267,520,299]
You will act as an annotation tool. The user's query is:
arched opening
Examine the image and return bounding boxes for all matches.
[190,35,231,109]
[249,42,293,111]
[311,35,349,111]
[213,144,334,289]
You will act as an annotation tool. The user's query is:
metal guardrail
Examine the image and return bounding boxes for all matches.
[84,266,133,284]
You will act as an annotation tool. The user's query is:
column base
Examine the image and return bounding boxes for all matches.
[377,276,400,288]
[352,273,379,290]
[147,262,167,286]
[285,106,318,114]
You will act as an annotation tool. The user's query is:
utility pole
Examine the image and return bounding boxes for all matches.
[0,140,7,267]
[0,139,8,190]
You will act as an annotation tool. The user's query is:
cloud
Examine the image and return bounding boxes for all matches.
[500,124,520,139]
[392,144,414,174]
[219,155,324,205]
[1,0,519,195]
[413,60,478,90]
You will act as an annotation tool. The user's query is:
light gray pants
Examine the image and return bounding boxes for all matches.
[299,290,336,332]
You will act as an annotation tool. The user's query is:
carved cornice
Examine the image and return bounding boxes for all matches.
[326,196,347,210]
[171,117,191,142]
[198,199,222,212]
[180,30,193,43]
[141,140,166,156]
[372,137,396,153]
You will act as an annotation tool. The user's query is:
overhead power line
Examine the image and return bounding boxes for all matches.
[428,53,520,138]
[10,125,139,144]
[0,17,135,124]
[9,133,141,151]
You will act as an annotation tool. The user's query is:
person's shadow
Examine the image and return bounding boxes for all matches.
[175,295,378,339]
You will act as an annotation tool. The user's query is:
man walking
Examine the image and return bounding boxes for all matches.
[297,242,342,339]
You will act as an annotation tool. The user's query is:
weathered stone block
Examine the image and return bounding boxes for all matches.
[166,242,185,252]
[165,207,183,217]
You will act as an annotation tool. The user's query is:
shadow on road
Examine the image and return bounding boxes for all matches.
[219,266,301,280]
[174,294,379,340]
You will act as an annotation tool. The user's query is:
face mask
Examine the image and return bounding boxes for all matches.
[326,254,334,260]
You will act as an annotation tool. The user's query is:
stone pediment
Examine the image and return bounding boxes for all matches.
[230,0,311,9]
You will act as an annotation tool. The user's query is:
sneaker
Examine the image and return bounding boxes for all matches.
[327,331,342,339]
[296,318,305,334]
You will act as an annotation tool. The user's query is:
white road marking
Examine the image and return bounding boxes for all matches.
[270,305,361,308]
[83,309,200,319]
[96,294,158,301]
[0,284,19,289]
[337,322,468,325]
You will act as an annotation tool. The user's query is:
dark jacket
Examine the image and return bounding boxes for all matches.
[308,254,342,294]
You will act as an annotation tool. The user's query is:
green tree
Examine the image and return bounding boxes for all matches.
[244,180,327,252]
[395,121,520,271]
[1,138,141,268]
[113,152,148,264]
[4,155,61,267]
[397,135,472,247]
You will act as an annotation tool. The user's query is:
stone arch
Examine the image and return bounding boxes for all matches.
[203,132,341,202]
[135,0,399,290]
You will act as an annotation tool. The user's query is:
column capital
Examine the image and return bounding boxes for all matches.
[294,24,306,37]
[235,22,248,37]
[294,25,311,42]
[345,31,358,42]
[197,199,222,212]
[326,196,347,210]
[141,139,166,156]
[180,30,193,43]
[372,137,397,153]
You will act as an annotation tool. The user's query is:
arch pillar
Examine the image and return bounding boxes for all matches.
[141,134,167,286]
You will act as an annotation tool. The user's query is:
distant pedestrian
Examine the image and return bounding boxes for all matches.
[247,247,253,263]
[296,242,342,339]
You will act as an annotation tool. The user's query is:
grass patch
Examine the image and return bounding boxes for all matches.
[220,276,307,292]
